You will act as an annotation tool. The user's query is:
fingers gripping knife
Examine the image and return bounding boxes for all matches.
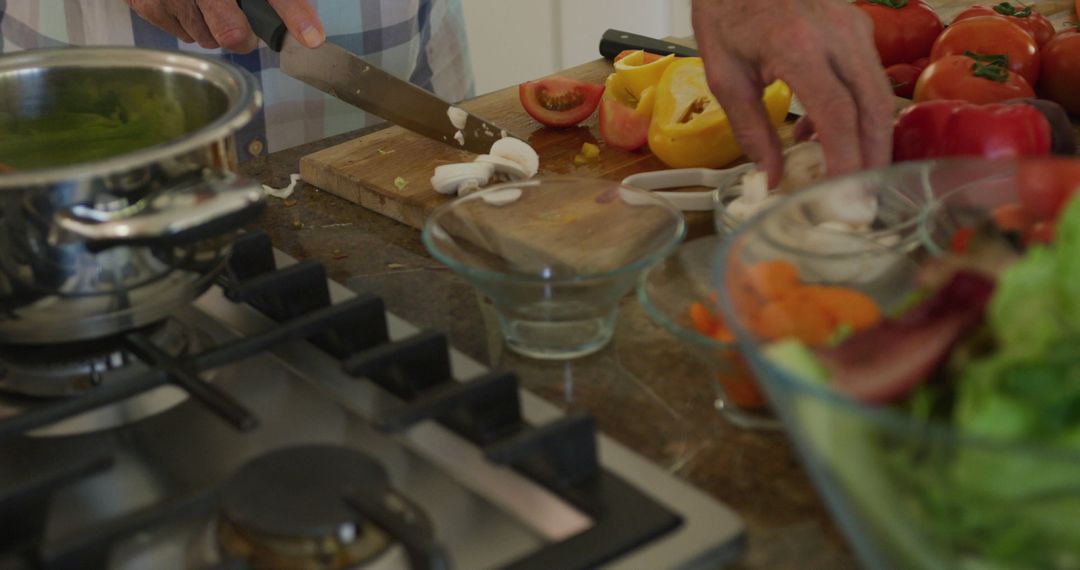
[237,0,517,154]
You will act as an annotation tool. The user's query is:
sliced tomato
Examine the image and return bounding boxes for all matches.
[1017,157,1080,222]
[614,49,665,64]
[519,76,605,128]
[599,91,652,151]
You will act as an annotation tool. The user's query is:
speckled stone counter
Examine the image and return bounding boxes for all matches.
[241,126,858,570]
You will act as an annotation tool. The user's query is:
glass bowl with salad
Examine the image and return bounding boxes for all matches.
[715,158,1080,570]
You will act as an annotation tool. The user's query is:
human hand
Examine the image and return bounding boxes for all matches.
[125,0,325,53]
[692,0,893,185]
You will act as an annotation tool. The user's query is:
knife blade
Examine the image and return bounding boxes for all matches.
[238,0,513,154]
[598,29,806,118]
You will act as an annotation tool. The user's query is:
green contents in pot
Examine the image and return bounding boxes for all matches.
[0,68,224,171]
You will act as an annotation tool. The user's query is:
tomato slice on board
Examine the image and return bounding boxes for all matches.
[1017,157,1080,222]
[519,76,605,128]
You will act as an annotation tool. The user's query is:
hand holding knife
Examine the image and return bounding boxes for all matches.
[237,0,514,154]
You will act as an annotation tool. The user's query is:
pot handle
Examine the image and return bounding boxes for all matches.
[55,170,265,248]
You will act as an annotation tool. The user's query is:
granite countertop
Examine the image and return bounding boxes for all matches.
[240,128,857,570]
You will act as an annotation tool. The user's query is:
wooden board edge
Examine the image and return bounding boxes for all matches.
[300,155,429,230]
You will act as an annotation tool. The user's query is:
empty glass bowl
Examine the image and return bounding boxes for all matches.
[424,178,685,360]
[638,236,780,430]
[715,159,1079,570]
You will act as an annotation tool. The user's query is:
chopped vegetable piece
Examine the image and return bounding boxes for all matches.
[394,176,409,191]
[519,76,605,128]
[746,260,801,302]
[755,294,836,347]
[689,302,720,336]
[817,270,996,403]
[648,58,792,169]
[801,286,882,332]
[580,142,600,159]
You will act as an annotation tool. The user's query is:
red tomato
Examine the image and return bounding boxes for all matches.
[1039,27,1080,116]
[1017,158,1080,222]
[952,3,1056,46]
[914,54,1035,104]
[614,50,664,64]
[930,16,1041,85]
[519,77,604,128]
[911,57,931,71]
[598,98,650,151]
[854,0,944,66]
[886,63,923,98]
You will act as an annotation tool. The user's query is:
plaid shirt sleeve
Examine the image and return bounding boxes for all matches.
[0,0,475,161]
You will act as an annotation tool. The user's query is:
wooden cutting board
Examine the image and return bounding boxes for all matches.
[298,39,795,230]
[302,1,1078,231]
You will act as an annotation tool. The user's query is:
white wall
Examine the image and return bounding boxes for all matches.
[462,0,693,95]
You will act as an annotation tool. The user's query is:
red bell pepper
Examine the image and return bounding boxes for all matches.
[893,100,1051,162]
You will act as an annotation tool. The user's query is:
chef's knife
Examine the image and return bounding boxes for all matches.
[238,0,513,154]
[599,29,806,118]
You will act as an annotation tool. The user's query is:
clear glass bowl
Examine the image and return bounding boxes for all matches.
[638,236,780,430]
[712,160,931,243]
[715,159,1080,570]
[424,178,685,360]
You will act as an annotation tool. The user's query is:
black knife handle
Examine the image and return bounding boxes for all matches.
[599,29,699,60]
[237,0,287,51]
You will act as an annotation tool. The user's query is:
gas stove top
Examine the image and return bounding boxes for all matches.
[0,232,744,569]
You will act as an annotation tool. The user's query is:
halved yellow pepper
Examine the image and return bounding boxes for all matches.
[605,72,656,114]
[612,51,676,100]
[648,58,792,169]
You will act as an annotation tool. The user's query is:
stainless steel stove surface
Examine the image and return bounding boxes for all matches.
[0,232,744,570]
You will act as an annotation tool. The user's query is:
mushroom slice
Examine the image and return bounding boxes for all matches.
[490,137,539,178]
[430,163,494,196]
[474,154,529,181]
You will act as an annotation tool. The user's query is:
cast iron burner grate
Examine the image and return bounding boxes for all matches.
[0,231,683,570]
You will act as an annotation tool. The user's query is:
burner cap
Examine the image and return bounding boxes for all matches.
[222,445,390,539]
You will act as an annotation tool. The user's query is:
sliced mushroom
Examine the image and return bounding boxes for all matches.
[490,137,539,178]
[430,162,494,196]
[474,154,529,181]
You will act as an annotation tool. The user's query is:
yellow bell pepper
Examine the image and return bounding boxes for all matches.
[604,73,656,115]
[647,57,792,169]
[612,51,676,100]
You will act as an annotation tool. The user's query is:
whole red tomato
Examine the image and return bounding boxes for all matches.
[914,54,1035,104]
[930,16,1041,85]
[1039,27,1080,115]
[952,3,1056,46]
[854,0,944,67]
[886,64,923,98]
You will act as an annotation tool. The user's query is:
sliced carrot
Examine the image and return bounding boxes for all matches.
[991,203,1033,233]
[688,302,720,336]
[800,286,882,332]
[754,291,836,346]
[717,357,767,409]
[712,326,735,343]
[746,260,801,302]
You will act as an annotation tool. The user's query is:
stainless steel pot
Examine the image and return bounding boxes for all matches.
[0,47,265,344]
